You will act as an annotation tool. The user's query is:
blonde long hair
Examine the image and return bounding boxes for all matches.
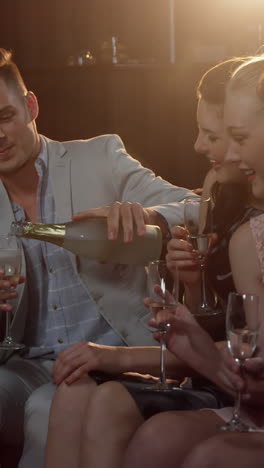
[228,55,264,103]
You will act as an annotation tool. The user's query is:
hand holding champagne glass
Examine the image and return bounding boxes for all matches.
[0,235,25,350]
[220,292,261,432]
[184,197,214,315]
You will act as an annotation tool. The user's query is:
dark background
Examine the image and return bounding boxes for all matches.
[1,0,264,188]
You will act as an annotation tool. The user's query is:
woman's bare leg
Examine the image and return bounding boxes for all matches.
[182,432,264,468]
[44,375,97,468]
[123,410,223,468]
[79,381,144,468]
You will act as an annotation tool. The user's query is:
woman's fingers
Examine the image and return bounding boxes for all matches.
[170,225,188,239]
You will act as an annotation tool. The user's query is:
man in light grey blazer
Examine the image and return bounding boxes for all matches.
[0,48,196,467]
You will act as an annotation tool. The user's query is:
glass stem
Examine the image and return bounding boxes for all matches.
[160,331,167,384]
[233,389,241,421]
[5,309,11,339]
[200,263,209,308]
[233,361,244,422]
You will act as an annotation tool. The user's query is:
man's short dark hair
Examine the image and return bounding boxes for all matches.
[0,48,27,97]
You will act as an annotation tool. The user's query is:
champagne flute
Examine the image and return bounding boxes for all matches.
[147,260,179,391]
[0,235,25,350]
[184,197,215,315]
[220,292,260,432]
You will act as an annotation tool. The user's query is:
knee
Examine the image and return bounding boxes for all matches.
[51,374,92,406]
[125,412,182,465]
[84,381,142,439]
[48,375,96,428]
[129,412,168,446]
[131,411,197,448]
[124,411,204,468]
[88,381,137,421]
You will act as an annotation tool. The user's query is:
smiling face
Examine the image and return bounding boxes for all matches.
[225,89,264,204]
[0,78,40,177]
[194,98,245,184]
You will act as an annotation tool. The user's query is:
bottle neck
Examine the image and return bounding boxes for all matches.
[12,222,66,247]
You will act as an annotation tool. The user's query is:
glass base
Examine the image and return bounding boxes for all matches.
[140,382,182,392]
[0,336,25,350]
[219,418,256,433]
[194,305,222,317]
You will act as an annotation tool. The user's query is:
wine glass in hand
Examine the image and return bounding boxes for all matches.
[0,235,25,350]
[184,197,214,315]
[147,260,179,391]
[220,292,261,432]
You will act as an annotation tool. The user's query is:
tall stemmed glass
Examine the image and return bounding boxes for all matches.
[184,197,214,315]
[147,260,179,391]
[220,292,261,432]
[0,235,25,350]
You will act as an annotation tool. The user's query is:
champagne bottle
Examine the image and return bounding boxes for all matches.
[10,219,162,265]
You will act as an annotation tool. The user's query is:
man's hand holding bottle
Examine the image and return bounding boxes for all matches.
[72,202,166,243]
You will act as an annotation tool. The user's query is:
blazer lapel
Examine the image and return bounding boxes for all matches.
[0,181,15,236]
[45,138,77,271]
[46,139,73,223]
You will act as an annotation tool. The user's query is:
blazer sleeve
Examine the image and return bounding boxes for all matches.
[104,134,197,226]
